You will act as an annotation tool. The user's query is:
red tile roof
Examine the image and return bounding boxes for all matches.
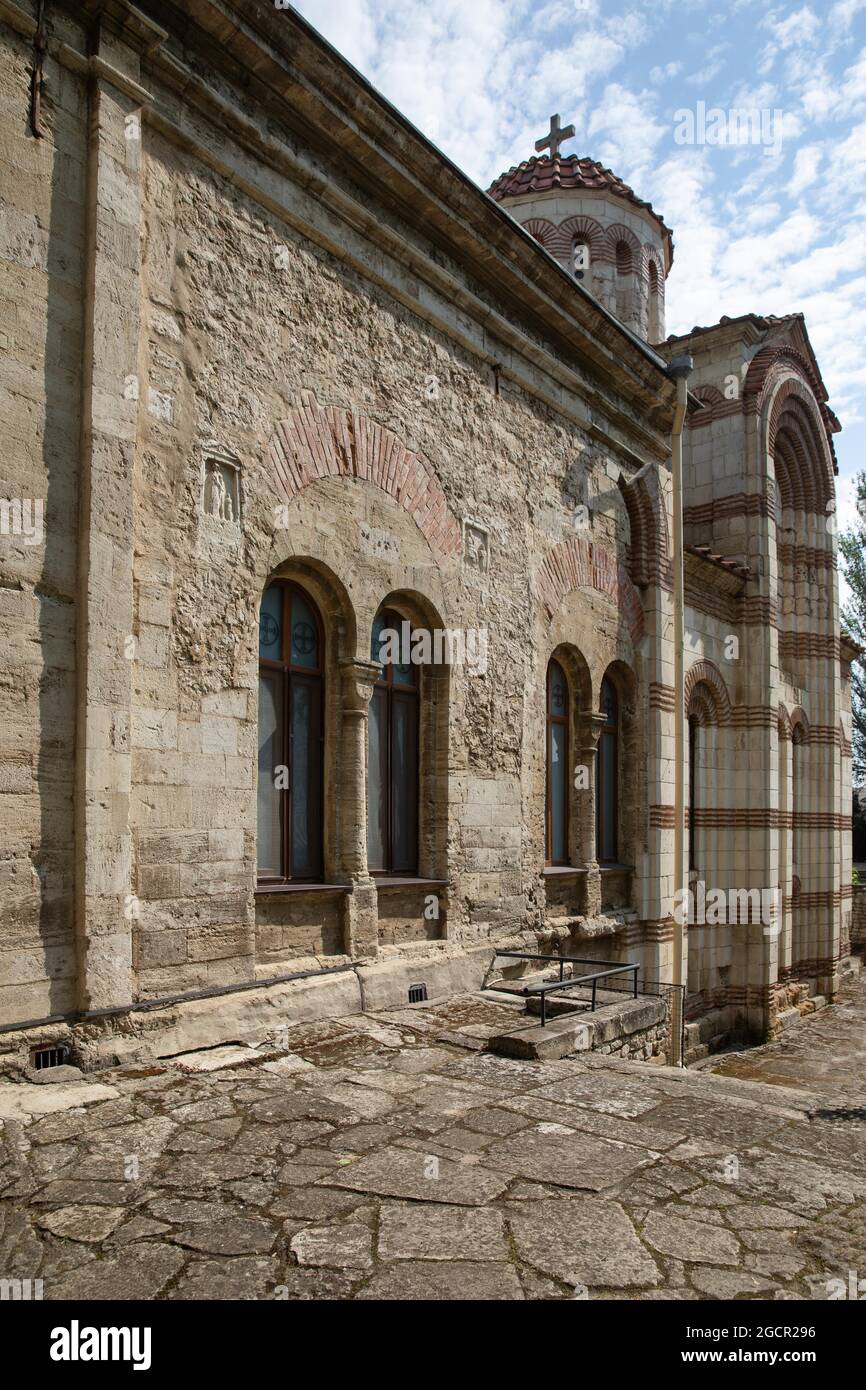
[487,154,673,264]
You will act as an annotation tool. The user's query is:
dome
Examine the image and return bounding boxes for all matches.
[487,153,673,269]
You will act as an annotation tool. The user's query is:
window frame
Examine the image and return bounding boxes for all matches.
[545,658,570,866]
[257,580,325,885]
[368,608,420,877]
[596,676,620,865]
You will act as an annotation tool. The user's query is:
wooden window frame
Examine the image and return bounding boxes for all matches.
[545,658,570,866]
[596,676,619,865]
[369,609,420,877]
[257,580,325,885]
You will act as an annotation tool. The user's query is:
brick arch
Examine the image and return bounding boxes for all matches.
[536,536,644,644]
[604,222,641,272]
[522,217,558,253]
[778,703,792,741]
[790,706,810,745]
[555,214,606,264]
[769,385,833,515]
[683,660,732,725]
[618,467,671,590]
[266,404,462,560]
[642,243,666,287]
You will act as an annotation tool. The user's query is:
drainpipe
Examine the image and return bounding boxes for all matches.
[668,353,693,1066]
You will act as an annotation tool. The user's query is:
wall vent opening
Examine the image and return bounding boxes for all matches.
[408,983,428,1004]
[31,1045,69,1071]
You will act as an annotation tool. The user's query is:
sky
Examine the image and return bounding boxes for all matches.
[291,0,866,574]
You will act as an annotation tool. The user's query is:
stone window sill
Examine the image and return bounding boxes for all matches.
[542,866,588,877]
[599,863,634,875]
[373,877,448,891]
[255,882,352,897]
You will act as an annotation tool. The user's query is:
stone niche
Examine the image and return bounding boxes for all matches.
[199,444,242,548]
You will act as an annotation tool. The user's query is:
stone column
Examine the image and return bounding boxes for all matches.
[580,712,608,916]
[74,15,161,1011]
[338,658,380,960]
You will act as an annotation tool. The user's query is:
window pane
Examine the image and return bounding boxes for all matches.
[257,672,283,875]
[367,686,388,871]
[290,590,319,669]
[391,692,418,871]
[549,722,567,862]
[548,661,567,715]
[259,586,282,660]
[290,675,322,878]
[371,612,388,665]
[598,731,617,861]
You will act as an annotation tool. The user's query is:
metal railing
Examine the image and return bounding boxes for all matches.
[493,949,639,1027]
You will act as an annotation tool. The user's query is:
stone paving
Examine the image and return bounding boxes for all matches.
[2,973,866,1301]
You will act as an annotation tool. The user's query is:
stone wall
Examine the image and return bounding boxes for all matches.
[852,883,866,947]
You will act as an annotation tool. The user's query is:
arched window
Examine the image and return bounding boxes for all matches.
[596,676,619,863]
[368,609,419,874]
[615,240,632,274]
[546,659,569,864]
[257,581,324,882]
[647,259,661,341]
[688,715,698,871]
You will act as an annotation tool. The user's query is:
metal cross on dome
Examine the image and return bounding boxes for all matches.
[535,113,575,161]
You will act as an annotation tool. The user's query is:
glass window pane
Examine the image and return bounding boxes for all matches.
[367,687,388,871]
[391,693,418,871]
[290,590,319,669]
[259,586,282,660]
[371,612,388,665]
[257,673,283,875]
[601,676,617,724]
[290,676,322,878]
[549,661,567,715]
[598,731,617,861]
[550,722,567,862]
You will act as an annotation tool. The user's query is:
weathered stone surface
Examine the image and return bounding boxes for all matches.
[172,1257,279,1300]
[45,1244,185,1301]
[168,1217,277,1256]
[356,1260,524,1300]
[320,1147,510,1205]
[378,1202,507,1261]
[35,1205,126,1243]
[290,1222,374,1269]
[0,1084,119,1121]
[483,1125,654,1190]
[507,1197,660,1289]
[642,1211,740,1266]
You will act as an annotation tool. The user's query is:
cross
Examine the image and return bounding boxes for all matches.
[535,113,575,162]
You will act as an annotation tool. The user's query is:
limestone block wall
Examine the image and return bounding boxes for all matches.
[0,13,87,1024]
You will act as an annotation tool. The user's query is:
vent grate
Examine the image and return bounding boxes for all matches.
[408,983,428,1004]
[32,1045,68,1071]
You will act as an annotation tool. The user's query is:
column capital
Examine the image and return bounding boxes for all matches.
[339,658,381,713]
[582,713,608,752]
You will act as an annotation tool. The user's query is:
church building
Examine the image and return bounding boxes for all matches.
[0,0,857,1070]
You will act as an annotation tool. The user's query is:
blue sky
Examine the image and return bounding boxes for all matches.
[292,0,866,551]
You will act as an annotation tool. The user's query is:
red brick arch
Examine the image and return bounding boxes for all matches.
[684,660,732,724]
[266,404,462,560]
[536,536,644,644]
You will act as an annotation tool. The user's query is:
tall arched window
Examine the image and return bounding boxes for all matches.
[688,715,698,871]
[368,609,419,874]
[596,676,619,863]
[257,581,324,882]
[546,659,569,864]
[647,259,661,342]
